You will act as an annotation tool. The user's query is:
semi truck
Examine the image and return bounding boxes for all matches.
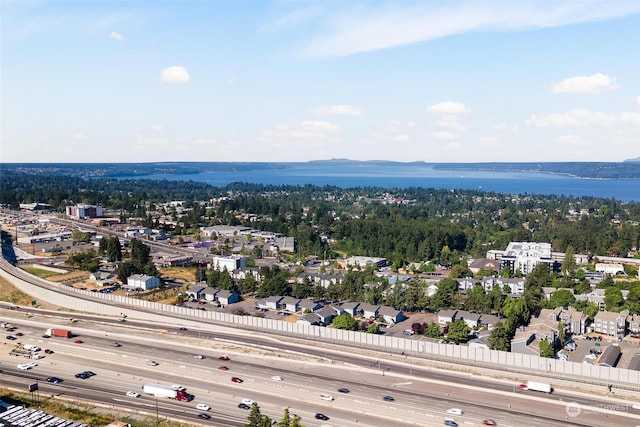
[142,384,192,401]
[44,328,72,338]
[521,381,552,393]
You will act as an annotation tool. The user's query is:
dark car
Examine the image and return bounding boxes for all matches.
[218,355,230,361]
[383,395,395,401]
[338,388,350,393]
[444,421,458,427]
[6,335,16,340]
[315,413,330,421]
[238,403,251,410]
[482,420,497,426]
[218,366,229,370]
[178,327,188,332]
[231,377,243,383]
[75,373,90,379]
[82,371,96,377]
[44,349,54,354]
[198,413,211,419]
[15,332,23,336]
[46,376,62,384]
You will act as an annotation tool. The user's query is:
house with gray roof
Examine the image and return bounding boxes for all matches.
[359,303,380,319]
[316,306,339,324]
[598,345,621,368]
[280,296,301,312]
[437,310,457,325]
[378,305,405,324]
[203,287,220,301]
[298,298,323,313]
[217,290,239,306]
[256,295,284,310]
[185,285,206,300]
[455,310,482,329]
[297,313,322,326]
[340,302,360,317]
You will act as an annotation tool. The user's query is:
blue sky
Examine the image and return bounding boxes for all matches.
[2,0,639,163]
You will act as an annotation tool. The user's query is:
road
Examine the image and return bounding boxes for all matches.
[2,309,639,427]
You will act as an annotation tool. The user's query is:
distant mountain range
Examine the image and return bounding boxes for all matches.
[2,160,640,179]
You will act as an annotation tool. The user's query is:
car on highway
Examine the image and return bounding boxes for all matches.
[83,370,96,377]
[6,335,16,340]
[271,375,283,381]
[147,360,159,366]
[320,394,334,401]
[231,377,243,383]
[74,340,83,344]
[198,413,211,419]
[238,403,251,410]
[110,342,121,347]
[178,327,188,332]
[75,372,90,379]
[482,420,497,426]
[17,363,31,370]
[196,403,210,411]
[444,420,458,427]
[126,391,140,398]
[337,388,350,393]
[46,376,62,384]
[447,408,463,415]
[382,395,395,401]
[218,366,229,370]
[15,332,23,336]
[218,355,230,361]
[241,399,254,406]
[315,413,330,420]
[194,354,205,359]
[44,349,54,354]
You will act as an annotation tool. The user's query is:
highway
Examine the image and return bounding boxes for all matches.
[2,308,639,427]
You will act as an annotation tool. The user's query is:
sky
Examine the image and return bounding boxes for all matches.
[1,0,640,163]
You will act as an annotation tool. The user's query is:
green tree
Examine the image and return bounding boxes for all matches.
[71,229,90,243]
[366,323,380,334]
[561,245,577,278]
[430,278,457,310]
[604,287,624,311]
[245,403,272,427]
[424,322,442,338]
[549,289,576,308]
[572,300,600,321]
[331,313,358,330]
[446,319,470,344]
[539,340,555,358]
[106,236,122,262]
[488,321,511,351]
[558,321,566,347]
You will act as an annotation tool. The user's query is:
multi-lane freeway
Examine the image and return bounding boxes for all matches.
[2,307,639,427]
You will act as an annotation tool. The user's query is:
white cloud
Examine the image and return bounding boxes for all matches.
[312,105,363,116]
[551,72,618,94]
[431,130,456,140]
[526,109,640,127]
[259,120,341,148]
[298,1,640,58]
[437,120,467,132]
[160,66,190,84]
[108,31,124,41]
[427,101,469,115]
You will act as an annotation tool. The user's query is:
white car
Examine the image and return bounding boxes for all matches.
[194,354,205,359]
[17,363,31,370]
[146,360,159,366]
[241,399,254,406]
[446,408,463,415]
[320,394,334,401]
[196,403,210,411]
[271,375,283,381]
[126,391,140,398]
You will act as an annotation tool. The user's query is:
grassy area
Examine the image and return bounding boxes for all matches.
[0,276,29,305]
[0,390,188,427]
[21,266,60,278]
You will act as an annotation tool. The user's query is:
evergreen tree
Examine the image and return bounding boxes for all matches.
[488,321,511,351]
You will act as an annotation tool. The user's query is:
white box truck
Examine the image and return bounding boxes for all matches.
[143,384,192,401]
[522,381,552,393]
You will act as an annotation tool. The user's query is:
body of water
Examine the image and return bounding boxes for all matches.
[123,163,640,202]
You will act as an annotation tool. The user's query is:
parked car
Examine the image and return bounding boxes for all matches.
[126,391,140,398]
[196,403,210,411]
[315,413,330,420]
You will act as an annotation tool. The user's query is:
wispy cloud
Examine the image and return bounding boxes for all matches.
[297,1,640,58]
[108,31,124,41]
[551,73,618,94]
[160,66,190,84]
[427,101,469,115]
[526,109,640,127]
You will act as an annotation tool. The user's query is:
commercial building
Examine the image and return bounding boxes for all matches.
[65,204,103,219]
[500,242,556,276]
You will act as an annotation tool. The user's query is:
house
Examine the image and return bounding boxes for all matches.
[598,346,621,368]
[257,296,284,310]
[593,310,629,338]
[595,263,625,276]
[455,310,482,329]
[340,302,360,317]
[511,315,560,355]
[217,290,239,306]
[339,256,387,270]
[280,296,301,312]
[185,285,205,300]
[478,313,502,330]
[468,258,500,275]
[575,289,606,309]
[359,303,380,319]
[629,314,640,338]
[437,310,457,325]
[274,236,295,252]
[203,287,220,301]
[315,306,338,324]
[126,274,160,290]
[628,355,640,371]
[455,277,477,292]
[211,255,245,272]
[297,313,322,326]
[89,271,112,282]
[378,306,405,324]
[298,298,323,313]
[558,307,588,335]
